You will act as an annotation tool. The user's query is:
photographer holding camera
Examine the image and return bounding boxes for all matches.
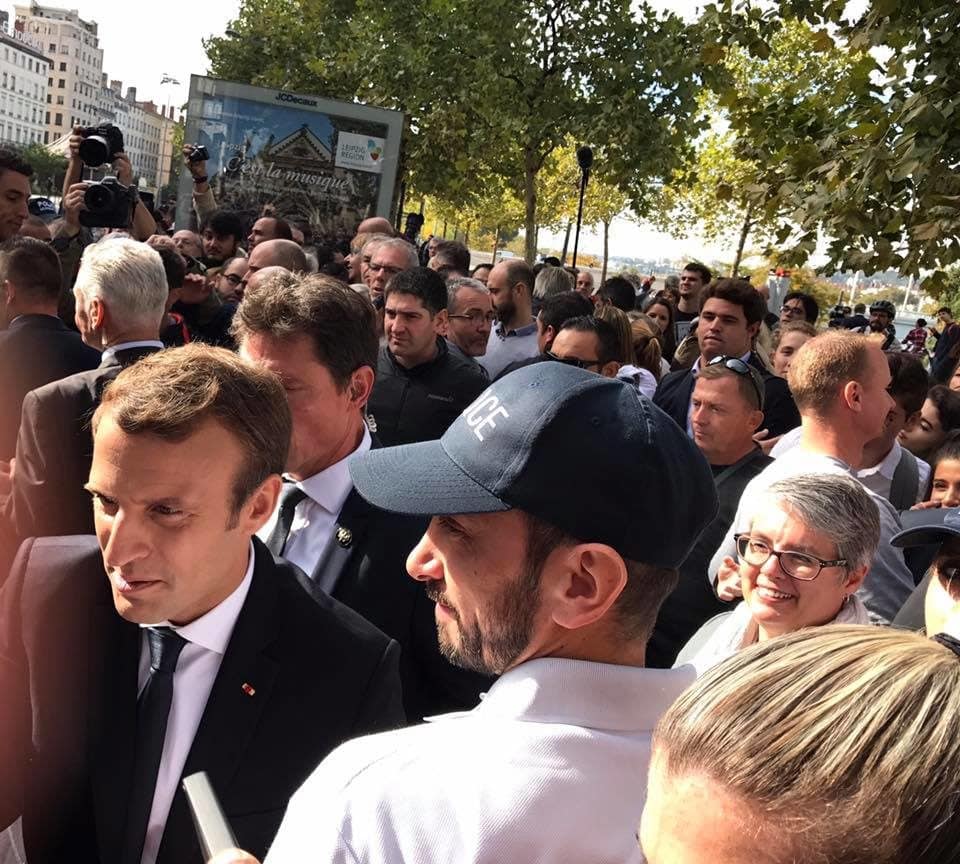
[183,142,217,225]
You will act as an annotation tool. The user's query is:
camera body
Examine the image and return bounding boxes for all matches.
[77,124,125,167]
[79,176,139,229]
[187,144,209,163]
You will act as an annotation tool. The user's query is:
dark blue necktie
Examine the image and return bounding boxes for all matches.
[265,483,308,555]
[122,626,187,864]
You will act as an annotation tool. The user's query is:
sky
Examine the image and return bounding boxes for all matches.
[7,0,744,264]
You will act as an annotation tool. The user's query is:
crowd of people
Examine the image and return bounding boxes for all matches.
[1,136,960,864]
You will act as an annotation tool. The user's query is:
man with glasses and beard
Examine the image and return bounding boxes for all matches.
[220,362,717,864]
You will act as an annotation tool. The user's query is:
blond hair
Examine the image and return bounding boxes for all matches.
[628,317,664,381]
[787,329,872,415]
[771,319,817,350]
[652,626,960,863]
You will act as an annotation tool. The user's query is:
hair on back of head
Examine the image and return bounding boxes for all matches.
[787,330,872,415]
[0,235,61,302]
[558,315,621,366]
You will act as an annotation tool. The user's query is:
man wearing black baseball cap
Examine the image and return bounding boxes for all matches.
[236,363,719,864]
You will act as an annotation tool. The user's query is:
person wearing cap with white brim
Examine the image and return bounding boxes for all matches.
[218,362,718,864]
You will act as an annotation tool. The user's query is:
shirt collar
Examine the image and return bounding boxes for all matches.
[494,319,537,338]
[858,439,902,481]
[461,657,695,732]
[141,540,255,655]
[289,425,372,514]
[101,340,164,364]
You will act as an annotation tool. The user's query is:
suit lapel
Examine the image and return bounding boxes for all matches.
[313,488,375,595]
[156,543,281,864]
[88,598,140,864]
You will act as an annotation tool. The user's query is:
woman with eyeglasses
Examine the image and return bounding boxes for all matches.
[674,473,876,674]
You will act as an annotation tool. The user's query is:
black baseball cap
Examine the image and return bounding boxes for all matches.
[349,363,718,568]
[891,507,960,548]
[28,196,57,223]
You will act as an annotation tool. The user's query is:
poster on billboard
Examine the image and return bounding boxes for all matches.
[177,75,404,247]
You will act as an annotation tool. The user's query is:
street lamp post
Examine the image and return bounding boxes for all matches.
[571,145,593,268]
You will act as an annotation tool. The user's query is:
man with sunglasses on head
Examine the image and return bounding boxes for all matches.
[654,278,799,439]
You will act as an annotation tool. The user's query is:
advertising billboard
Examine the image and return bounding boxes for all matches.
[177,75,404,245]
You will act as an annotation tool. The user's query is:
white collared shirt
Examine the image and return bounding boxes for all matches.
[257,426,372,579]
[265,658,695,864]
[137,541,255,864]
[100,339,164,365]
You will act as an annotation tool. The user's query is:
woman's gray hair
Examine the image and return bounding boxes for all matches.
[533,266,574,299]
[759,474,880,572]
[73,236,168,330]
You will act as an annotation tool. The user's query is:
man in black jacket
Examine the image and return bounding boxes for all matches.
[369,268,487,445]
[0,345,403,864]
[2,237,167,543]
[0,236,100,459]
[648,359,772,666]
[235,270,490,719]
[653,277,799,438]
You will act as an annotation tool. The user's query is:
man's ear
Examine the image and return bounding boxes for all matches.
[3,279,15,307]
[348,366,375,406]
[600,360,621,380]
[544,543,628,632]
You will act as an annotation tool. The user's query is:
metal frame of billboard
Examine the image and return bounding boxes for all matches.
[176,75,404,237]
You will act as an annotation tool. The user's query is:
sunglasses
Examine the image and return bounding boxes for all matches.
[546,351,601,370]
[706,355,764,409]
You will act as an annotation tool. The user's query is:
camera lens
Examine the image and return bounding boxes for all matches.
[78,135,110,167]
[84,184,113,211]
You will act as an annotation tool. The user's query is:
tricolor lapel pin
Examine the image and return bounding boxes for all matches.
[241,682,256,697]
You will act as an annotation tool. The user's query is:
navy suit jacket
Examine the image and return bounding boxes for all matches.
[0,535,404,864]
[653,353,800,438]
[0,314,100,459]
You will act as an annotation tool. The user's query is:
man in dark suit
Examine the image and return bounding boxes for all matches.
[235,270,490,720]
[0,236,100,459]
[654,277,800,438]
[2,237,168,542]
[0,344,403,864]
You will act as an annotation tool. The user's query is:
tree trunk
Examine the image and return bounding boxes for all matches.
[732,203,755,277]
[601,220,610,284]
[442,220,448,239]
[492,224,501,260]
[523,148,538,264]
[560,220,572,264]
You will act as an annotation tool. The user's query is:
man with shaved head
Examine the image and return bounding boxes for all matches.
[356,216,395,236]
[242,239,308,294]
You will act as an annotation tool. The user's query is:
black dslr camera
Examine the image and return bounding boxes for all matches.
[77,124,125,167]
[186,144,209,163]
[79,176,139,229]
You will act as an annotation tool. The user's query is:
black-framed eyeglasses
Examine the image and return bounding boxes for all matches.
[449,311,497,326]
[735,534,847,581]
[546,351,601,370]
[222,273,243,285]
[780,304,805,317]
[706,355,765,409]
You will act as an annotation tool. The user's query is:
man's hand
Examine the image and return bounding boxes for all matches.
[183,145,208,180]
[208,849,260,864]
[0,459,12,498]
[715,555,743,602]
[751,429,782,456]
[60,182,88,236]
[113,152,133,186]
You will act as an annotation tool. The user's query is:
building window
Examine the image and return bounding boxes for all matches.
[49,43,55,52]
[48,77,52,86]
[54,112,62,125]
[58,79,64,88]
[59,61,66,71]
[45,111,50,124]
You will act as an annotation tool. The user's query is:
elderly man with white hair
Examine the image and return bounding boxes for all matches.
[2,236,169,541]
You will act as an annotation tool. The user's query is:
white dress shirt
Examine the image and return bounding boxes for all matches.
[137,542,255,864]
[265,658,695,864]
[100,339,165,365]
[257,426,372,578]
[770,427,930,504]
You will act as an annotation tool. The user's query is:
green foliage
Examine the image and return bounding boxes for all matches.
[20,143,67,196]
[699,2,960,289]
[205,0,699,262]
